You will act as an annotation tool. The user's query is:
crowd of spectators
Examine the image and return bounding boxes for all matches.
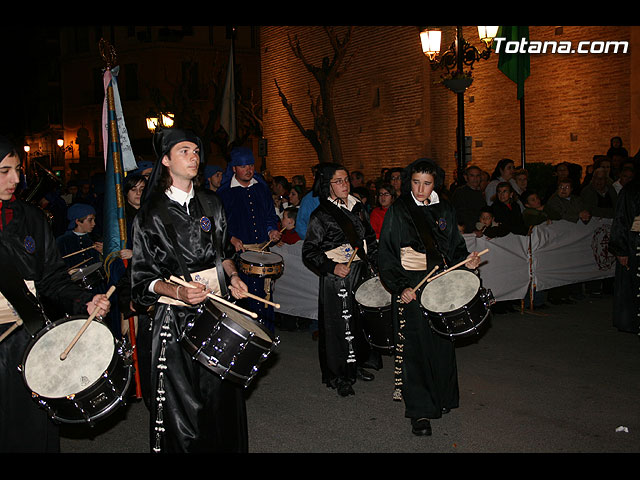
[446,139,636,312]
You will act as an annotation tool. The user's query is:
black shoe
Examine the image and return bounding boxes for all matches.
[337,383,355,397]
[441,407,451,414]
[357,368,375,381]
[411,418,432,436]
[361,360,382,371]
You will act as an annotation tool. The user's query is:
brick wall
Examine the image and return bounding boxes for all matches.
[260,25,633,187]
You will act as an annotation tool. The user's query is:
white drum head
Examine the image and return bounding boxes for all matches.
[355,277,392,308]
[24,319,114,398]
[219,304,273,343]
[240,251,283,265]
[421,270,480,313]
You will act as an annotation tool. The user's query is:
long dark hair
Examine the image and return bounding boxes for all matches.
[312,162,349,199]
[143,127,204,204]
[490,158,515,180]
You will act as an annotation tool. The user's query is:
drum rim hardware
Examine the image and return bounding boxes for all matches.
[21,315,134,424]
[180,301,279,388]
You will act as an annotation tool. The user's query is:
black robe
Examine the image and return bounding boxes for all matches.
[378,194,468,420]
[608,183,640,333]
[302,197,378,389]
[131,188,248,453]
[0,198,94,452]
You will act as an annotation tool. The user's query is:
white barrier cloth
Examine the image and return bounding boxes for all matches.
[530,218,615,291]
[272,243,319,319]
[464,233,531,302]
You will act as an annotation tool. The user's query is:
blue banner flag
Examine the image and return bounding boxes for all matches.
[102,68,127,280]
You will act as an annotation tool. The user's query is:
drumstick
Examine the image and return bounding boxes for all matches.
[426,248,489,284]
[68,257,91,272]
[259,226,287,252]
[238,290,280,309]
[346,247,359,269]
[409,265,440,295]
[169,275,259,319]
[0,318,23,344]
[62,244,97,259]
[60,285,116,360]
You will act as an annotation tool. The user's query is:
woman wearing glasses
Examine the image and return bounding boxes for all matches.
[302,163,378,397]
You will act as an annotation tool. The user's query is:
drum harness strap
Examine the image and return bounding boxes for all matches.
[318,199,373,270]
[157,191,229,300]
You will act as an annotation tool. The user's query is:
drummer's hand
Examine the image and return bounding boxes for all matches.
[464,251,481,270]
[229,275,249,299]
[93,242,104,254]
[87,294,111,318]
[334,263,350,278]
[231,236,245,252]
[400,287,417,304]
[268,229,282,242]
[177,281,209,305]
[119,248,133,260]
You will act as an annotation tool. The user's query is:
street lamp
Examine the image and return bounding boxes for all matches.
[420,26,498,184]
[145,110,159,133]
[145,110,174,133]
[161,112,174,128]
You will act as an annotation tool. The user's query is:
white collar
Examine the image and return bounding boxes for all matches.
[328,194,359,212]
[231,175,258,188]
[166,184,195,207]
[411,190,439,206]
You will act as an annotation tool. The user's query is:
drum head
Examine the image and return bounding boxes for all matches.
[218,304,273,343]
[240,251,283,266]
[70,263,102,282]
[24,319,114,398]
[355,277,392,308]
[421,270,480,313]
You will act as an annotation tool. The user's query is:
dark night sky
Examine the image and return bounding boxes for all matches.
[1,26,47,143]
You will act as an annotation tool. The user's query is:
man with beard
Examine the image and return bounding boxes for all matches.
[217,147,281,333]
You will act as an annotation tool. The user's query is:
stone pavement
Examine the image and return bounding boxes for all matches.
[59,294,640,454]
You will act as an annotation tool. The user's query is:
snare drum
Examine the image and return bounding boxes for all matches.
[238,251,284,278]
[180,300,279,387]
[355,276,394,353]
[21,316,134,424]
[420,270,494,338]
[70,263,106,290]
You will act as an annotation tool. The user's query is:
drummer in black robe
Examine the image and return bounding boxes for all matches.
[0,135,110,452]
[378,158,481,436]
[608,164,640,334]
[302,163,378,397]
[130,128,250,453]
